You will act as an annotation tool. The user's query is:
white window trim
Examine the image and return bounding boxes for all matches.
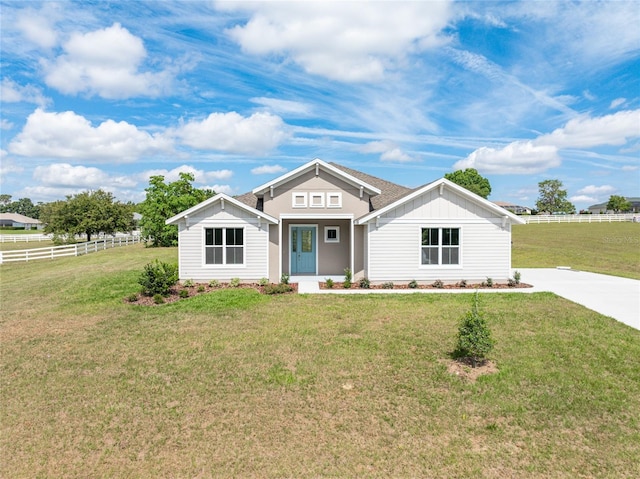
[309,192,325,208]
[292,192,307,208]
[324,226,340,243]
[327,192,342,208]
[418,226,462,268]
[203,226,246,268]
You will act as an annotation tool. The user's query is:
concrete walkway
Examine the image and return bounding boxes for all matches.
[293,269,640,331]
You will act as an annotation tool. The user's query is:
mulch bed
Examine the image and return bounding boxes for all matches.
[320,282,532,290]
[126,282,298,306]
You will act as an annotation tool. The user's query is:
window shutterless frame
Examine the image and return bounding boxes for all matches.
[204,227,245,266]
[419,226,461,267]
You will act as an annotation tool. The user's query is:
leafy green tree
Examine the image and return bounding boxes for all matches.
[0,196,41,218]
[535,179,575,214]
[606,195,631,213]
[138,173,214,247]
[444,168,492,199]
[40,190,135,242]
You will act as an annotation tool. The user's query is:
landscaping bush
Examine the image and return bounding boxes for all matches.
[343,268,352,289]
[454,291,494,367]
[382,282,394,289]
[183,279,194,288]
[457,279,467,288]
[358,277,370,289]
[259,277,269,287]
[209,279,220,288]
[432,279,444,289]
[197,285,205,293]
[138,260,179,296]
[153,293,165,304]
[513,270,521,285]
[263,283,294,295]
[408,280,418,289]
[281,273,290,285]
[126,293,139,303]
[325,278,334,288]
[179,289,189,298]
[230,277,241,288]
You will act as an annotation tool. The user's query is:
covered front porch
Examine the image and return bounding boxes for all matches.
[277,217,365,280]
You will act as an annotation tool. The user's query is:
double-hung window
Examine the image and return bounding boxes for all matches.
[421,227,460,265]
[205,228,244,265]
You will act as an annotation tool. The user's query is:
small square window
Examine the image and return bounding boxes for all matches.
[292,192,307,208]
[310,192,324,208]
[327,192,342,208]
[324,226,340,243]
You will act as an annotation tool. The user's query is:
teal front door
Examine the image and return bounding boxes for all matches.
[291,226,316,274]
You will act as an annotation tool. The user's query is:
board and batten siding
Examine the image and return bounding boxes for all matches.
[176,201,269,282]
[366,188,513,282]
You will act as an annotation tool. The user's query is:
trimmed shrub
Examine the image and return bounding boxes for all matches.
[343,268,352,289]
[483,277,494,288]
[230,277,241,288]
[432,279,444,289]
[126,293,139,303]
[179,289,189,298]
[455,291,494,367]
[209,279,220,288]
[408,280,418,289]
[138,260,178,296]
[458,279,467,288]
[382,282,394,289]
[183,279,195,288]
[514,270,521,285]
[197,285,205,293]
[280,273,290,285]
[325,278,334,289]
[259,277,269,287]
[153,293,165,304]
[263,283,294,295]
[358,277,370,289]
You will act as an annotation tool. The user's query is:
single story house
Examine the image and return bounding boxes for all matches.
[588,197,640,214]
[166,159,525,284]
[493,201,532,215]
[0,213,42,230]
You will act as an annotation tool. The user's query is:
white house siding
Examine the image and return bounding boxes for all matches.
[366,188,513,282]
[176,201,269,282]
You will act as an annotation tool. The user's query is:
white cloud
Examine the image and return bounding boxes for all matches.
[535,110,640,149]
[251,97,312,117]
[16,7,58,48]
[202,184,234,195]
[33,163,137,188]
[569,195,597,204]
[454,141,560,174]
[174,112,289,154]
[621,165,639,172]
[360,140,413,162]
[0,150,24,180]
[610,98,626,109]
[43,23,174,99]
[459,110,640,175]
[1,119,14,130]
[140,165,233,184]
[220,1,453,82]
[576,185,616,195]
[1,78,50,107]
[251,164,287,175]
[9,109,173,162]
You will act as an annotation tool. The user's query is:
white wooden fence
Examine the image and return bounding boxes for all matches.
[0,234,52,243]
[523,214,639,224]
[0,236,142,264]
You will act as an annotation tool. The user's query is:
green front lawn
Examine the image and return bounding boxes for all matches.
[1,245,639,478]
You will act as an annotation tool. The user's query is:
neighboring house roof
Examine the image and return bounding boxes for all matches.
[0,213,41,224]
[165,193,278,226]
[356,178,526,225]
[588,197,640,210]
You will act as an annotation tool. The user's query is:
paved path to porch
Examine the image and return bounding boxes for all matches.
[292,269,640,331]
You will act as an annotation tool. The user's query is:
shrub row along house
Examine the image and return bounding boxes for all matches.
[166,159,525,284]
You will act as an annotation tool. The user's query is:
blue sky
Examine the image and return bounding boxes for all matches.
[1,0,639,210]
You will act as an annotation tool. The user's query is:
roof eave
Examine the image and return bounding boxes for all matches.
[165,193,279,225]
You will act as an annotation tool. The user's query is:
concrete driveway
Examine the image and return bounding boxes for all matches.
[518,268,640,331]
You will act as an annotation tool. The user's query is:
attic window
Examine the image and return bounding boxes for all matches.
[292,192,307,208]
[310,192,324,208]
[327,192,342,208]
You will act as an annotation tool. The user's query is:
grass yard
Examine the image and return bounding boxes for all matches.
[1,244,639,478]
[512,222,640,279]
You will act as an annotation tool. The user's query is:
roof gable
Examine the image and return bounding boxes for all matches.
[356,178,526,225]
[251,158,381,197]
[165,193,278,225]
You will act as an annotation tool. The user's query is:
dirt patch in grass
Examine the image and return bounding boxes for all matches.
[444,357,499,382]
[126,282,298,305]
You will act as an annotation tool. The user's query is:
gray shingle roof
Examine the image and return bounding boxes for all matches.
[234,162,414,212]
